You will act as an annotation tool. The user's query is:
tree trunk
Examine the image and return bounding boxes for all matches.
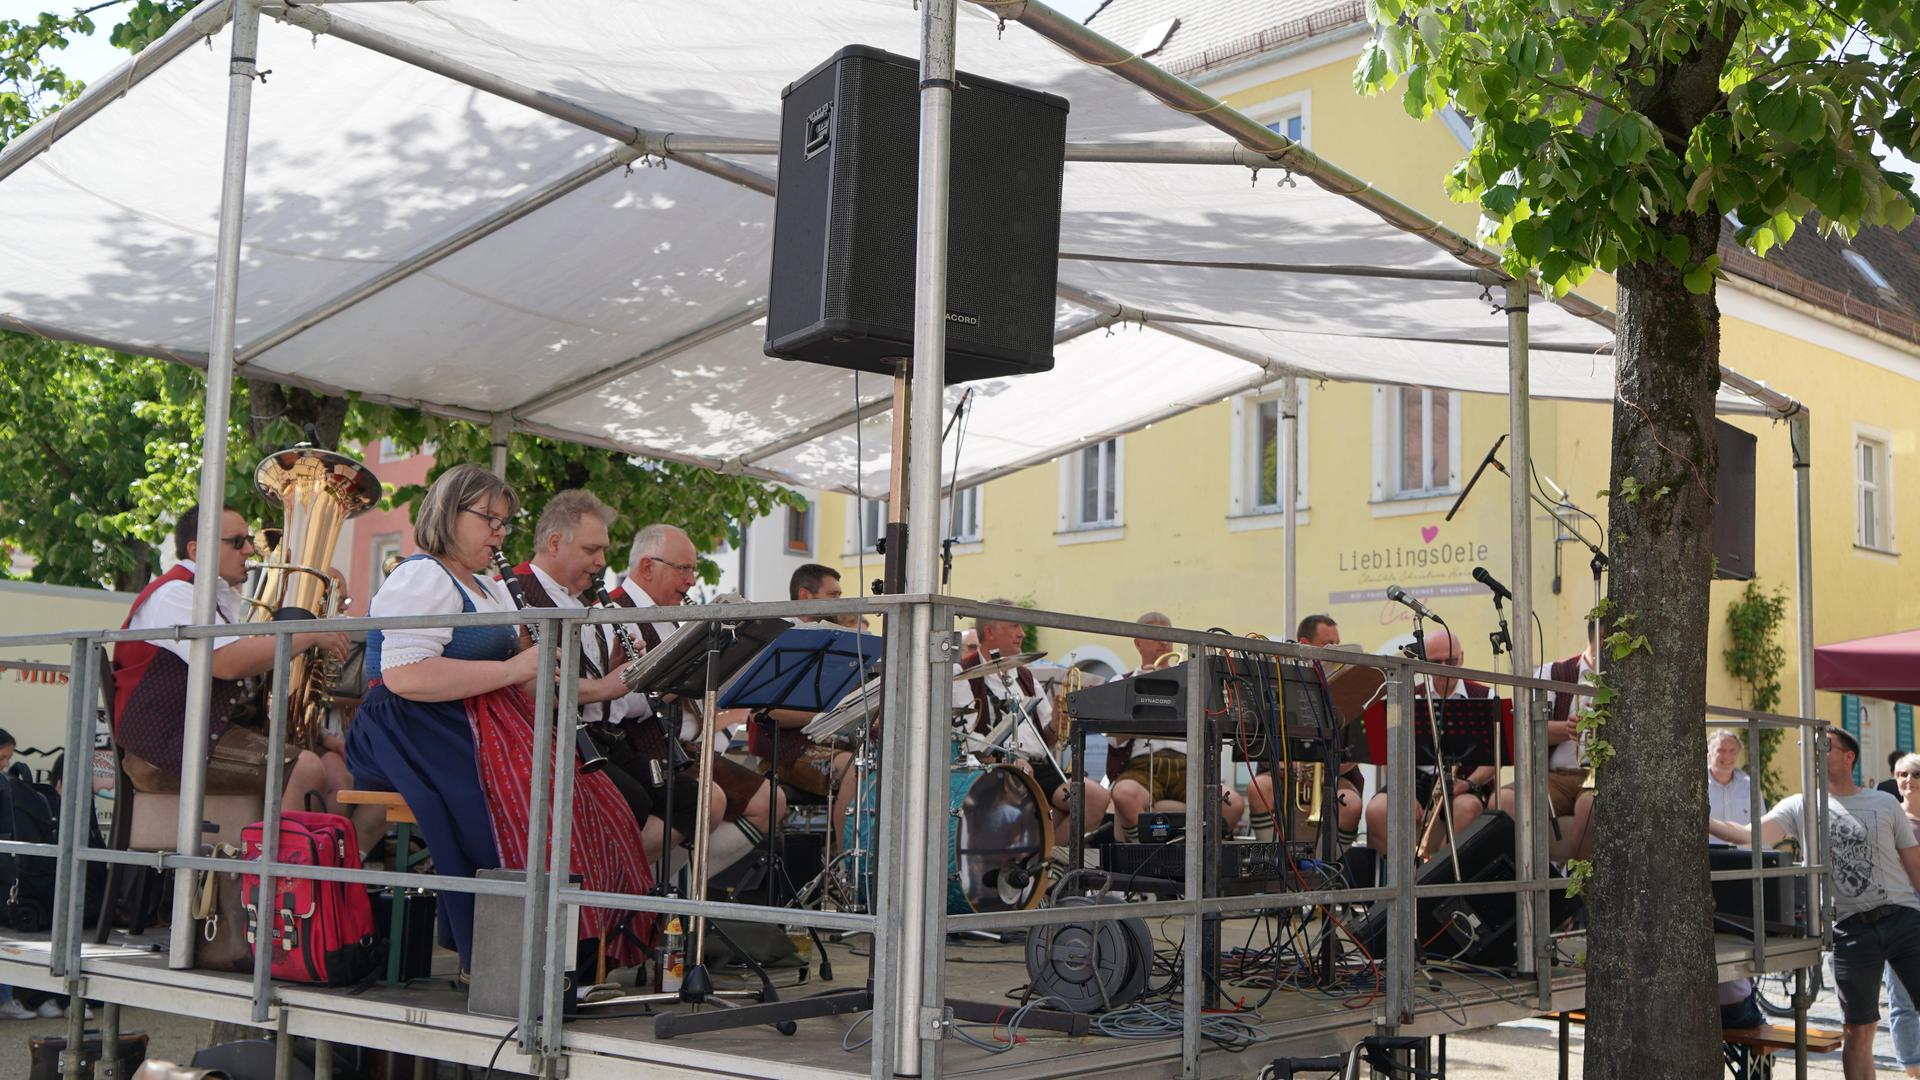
[246,380,349,449]
[1586,218,1726,1079]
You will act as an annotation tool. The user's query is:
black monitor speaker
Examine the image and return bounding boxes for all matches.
[765,45,1069,384]
[1346,812,1582,968]
[1713,420,1757,580]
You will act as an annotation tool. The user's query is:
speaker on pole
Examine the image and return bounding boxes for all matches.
[765,45,1069,384]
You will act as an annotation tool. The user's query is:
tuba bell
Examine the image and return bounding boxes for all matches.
[246,445,382,750]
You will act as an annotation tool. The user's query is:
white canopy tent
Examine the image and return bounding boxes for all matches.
[0,0,1786,499]
[0,1,1817,1075]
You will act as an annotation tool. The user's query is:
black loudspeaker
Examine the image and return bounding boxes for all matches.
[1713,420,1757,580]
[1346,812,1581,968]
[1710,847,1810,939]
[766,45,1069,384]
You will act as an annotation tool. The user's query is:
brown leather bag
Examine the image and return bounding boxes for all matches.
[26,1031,149,1080]
[191,843,252,973]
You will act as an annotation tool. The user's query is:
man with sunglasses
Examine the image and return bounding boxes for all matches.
[113,505,349,805]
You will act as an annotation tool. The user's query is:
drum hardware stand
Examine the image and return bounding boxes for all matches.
[652,627,890,1040]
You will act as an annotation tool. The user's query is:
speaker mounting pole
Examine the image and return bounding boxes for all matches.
[882,359,912,595]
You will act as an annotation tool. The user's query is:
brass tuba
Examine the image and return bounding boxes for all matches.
[246,446,381,750]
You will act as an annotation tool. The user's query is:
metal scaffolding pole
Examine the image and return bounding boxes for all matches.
[892,1,958,1073]
[1504,281,1546,1000]
[1790,410,1821,939]
[1281,376,1300,637]
[169,0,260,964]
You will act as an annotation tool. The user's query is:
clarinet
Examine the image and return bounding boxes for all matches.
[491,548,607,775]
[591,585,692,770]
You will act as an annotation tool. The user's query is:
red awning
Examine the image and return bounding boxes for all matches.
[1814,629,1920,706]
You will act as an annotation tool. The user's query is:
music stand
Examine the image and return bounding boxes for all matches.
[718,626,880,914]
[717,626,883,712]
[1411,698,1514,769]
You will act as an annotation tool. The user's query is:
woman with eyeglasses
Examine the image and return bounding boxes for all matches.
[1887,752,1920,1076]
[345,464,652,979]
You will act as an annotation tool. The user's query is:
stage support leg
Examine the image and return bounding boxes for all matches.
[1281,376,1300,637]
[1789,412,1822,939]
[886,1,959,1074]
[1504,279,1546,1001]
[1382,666,1415,1030]
[169,0,258,967]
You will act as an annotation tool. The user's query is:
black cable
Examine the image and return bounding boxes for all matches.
[483,1023,518,1080]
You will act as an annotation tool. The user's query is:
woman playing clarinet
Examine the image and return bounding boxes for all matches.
[345,464,652,977]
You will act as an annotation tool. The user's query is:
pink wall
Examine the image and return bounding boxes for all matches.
[341,441,435,615]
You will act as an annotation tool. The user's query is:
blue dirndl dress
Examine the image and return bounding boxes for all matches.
[345,556,517,971]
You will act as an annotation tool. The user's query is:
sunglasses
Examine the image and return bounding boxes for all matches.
[218,534,253,551]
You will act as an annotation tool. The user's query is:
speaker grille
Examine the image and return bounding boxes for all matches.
[767,45,1068,383]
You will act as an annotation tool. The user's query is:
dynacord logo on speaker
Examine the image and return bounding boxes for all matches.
[945,310,981,327]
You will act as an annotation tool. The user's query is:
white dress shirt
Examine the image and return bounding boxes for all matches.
[1707,766,1763,844]
[528,562,623,727]
[367,556,514,670]
[127,558,246,661]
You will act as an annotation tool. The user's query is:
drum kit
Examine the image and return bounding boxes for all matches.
[794,651,1057,916]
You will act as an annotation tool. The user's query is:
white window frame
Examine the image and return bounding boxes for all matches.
[370,534,404,593]
[1856,423,1897,554]
[1229,379,1311,522]
[1372,385,1462,504]
[1058,437,1124,535]
[1252,92,1311,149]
[943,487,984,545]
[845,497,888,556]
[785,500,814,557]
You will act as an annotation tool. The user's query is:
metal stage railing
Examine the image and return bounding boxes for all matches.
[0,592,1829,1079]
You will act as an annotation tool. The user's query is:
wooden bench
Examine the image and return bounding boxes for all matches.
[337,788,417,825]
[1722,1023,1844,1080]
[1542,1012,1842,1080]
[337,790,427,986]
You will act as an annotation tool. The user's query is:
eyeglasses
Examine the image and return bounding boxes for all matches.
[218,534,253,551]
[1900,771,1920,779]
[464,508,511,534]
[649,556,697,575]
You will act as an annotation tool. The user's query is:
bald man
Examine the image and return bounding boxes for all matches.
[1362,628,1499,853]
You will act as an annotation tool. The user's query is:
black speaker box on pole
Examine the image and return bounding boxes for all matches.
[765,45,1069,384]
[1712,419,1757,580]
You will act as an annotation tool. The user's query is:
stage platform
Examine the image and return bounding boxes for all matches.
[0,918,1822,1079]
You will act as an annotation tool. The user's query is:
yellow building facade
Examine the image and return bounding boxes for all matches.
[812,26,1920,790]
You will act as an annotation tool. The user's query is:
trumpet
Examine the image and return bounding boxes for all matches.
[1295,763,1324,827]
[490,548,608,775]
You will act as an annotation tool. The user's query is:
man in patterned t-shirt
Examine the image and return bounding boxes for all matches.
[1711,726,1920,1079]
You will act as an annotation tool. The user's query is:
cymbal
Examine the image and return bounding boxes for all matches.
[957,651,1047,684]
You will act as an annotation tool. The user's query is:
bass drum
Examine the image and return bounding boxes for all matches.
[843,762,1055,914]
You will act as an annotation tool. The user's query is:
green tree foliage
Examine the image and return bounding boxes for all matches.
[1358,1,1915,1075]
[1722,578,1790,798]
[1358,0,1917,293]
[0,2,797,590]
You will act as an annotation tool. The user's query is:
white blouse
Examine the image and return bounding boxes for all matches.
[370,557,515,671]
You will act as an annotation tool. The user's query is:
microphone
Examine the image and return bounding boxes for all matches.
[1385,584,1443,623]
[1472,566,1514,603]
[1445,433,1510,522]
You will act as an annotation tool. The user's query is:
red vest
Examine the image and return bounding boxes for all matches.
[960,654,1042,736]
[111,565,249,772]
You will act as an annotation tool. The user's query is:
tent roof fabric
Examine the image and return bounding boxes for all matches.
[1814,629,1920,707]
[0,0,1786,496]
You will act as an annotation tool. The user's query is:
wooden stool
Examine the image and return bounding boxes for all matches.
[337,790,426,986]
